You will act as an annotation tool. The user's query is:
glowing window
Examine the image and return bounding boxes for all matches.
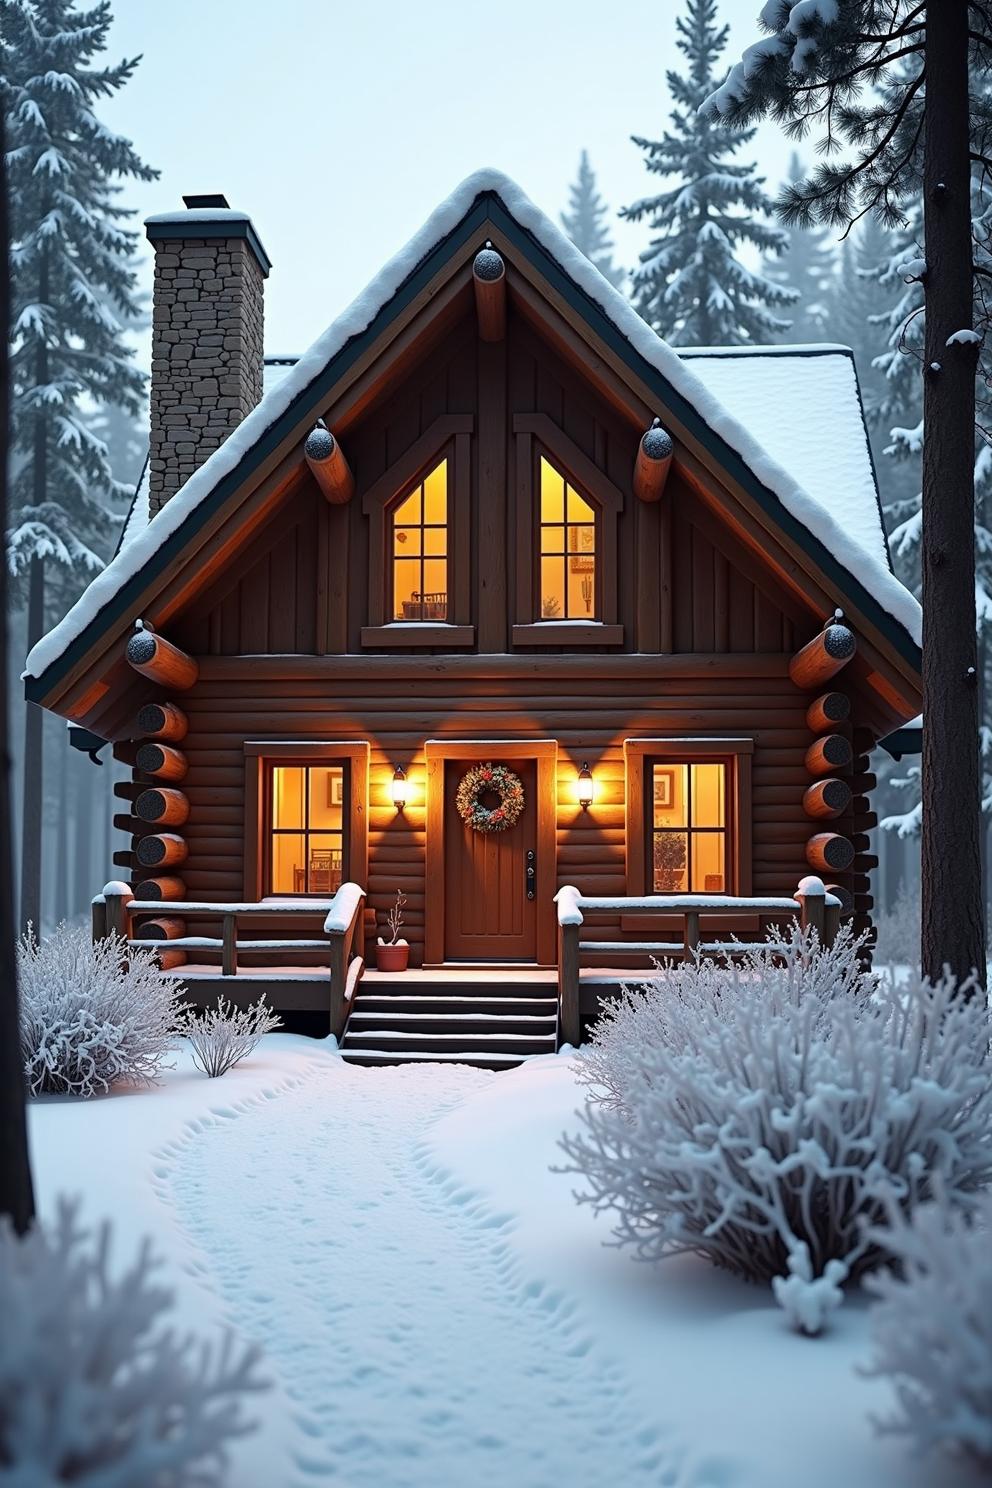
[538,455,596,620]
[651,761,728,893]
[269,764,345,895]
[392,458,448,621]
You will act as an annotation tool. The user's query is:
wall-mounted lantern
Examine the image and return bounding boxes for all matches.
[577,762,594,809]
[391,766,409,810]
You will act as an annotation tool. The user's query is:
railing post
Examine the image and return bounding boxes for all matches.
[102,881,134,944]
[796,875,826,943]
[684,911,700,959]
[823,895,840,949]
[91,893,107,943]
[222,912,238,976]
[328,930,347,1039]
[558,921,580,1048]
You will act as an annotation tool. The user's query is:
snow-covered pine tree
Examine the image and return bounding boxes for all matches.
[560,150,624,290]
[2,0,157,933]
[763,152,835,343]
[620,0,796,345]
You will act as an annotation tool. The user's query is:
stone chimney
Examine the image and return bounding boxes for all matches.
[144,194,270,517]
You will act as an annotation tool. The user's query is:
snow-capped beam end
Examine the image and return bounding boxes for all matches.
[473,244,506,342]
[632,419,674,503]
[304,427,355,505]
[125,628,199,691]
[788,620,856,690]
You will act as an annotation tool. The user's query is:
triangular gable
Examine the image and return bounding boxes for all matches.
[24,168,922,712]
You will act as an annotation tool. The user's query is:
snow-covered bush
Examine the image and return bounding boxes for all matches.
[864,1189,992,1466]
[178,995,281,1078]
[18,923,183,1097]
[0,1198,266,1483]
[559,927,992,1331]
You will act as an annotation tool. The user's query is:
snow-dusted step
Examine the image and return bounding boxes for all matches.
[342,976,560,1067]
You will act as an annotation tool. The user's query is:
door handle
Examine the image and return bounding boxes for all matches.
[525,849,536,900]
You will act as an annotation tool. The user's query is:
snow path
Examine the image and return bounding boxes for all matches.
[163,1059,678,1487]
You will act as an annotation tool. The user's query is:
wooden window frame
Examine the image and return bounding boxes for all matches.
[511,412,623,646]
[623,738,754,901]
[361,413,474,646]
[243,740,369,901]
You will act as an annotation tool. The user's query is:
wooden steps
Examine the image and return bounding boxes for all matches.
[341,977,559,1069]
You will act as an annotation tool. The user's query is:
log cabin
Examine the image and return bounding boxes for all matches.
[25,172,923,1067]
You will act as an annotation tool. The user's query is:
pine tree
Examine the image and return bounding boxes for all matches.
[764,152,836,343]
[560,150,624,290]
[621,0,797,345]
[2,0,157,934]
[700,2,992,984]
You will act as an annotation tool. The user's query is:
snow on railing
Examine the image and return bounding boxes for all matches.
[554,878,842,1048]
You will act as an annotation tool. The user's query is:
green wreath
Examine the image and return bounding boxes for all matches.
[455,762,525,834]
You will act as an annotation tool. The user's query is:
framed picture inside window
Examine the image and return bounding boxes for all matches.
[568,524,595,574]
[328,773,344,807]
[653,767,675,809]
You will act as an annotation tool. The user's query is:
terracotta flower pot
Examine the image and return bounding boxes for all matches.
[377,942,409,972]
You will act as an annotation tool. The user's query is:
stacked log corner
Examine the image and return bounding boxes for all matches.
[791,622,858,933]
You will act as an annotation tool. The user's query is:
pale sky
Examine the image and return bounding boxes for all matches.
[104,0,803,365]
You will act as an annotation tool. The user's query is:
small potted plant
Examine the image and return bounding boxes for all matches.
[653,832,687,893]
[376,889,409,971]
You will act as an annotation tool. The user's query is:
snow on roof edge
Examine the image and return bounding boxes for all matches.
[25,168,921,682]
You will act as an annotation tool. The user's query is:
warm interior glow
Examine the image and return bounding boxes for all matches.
[539,455,596,619]
[270,764,345,894]
[577,763,594,808]
[652,761,727,893]
[391,767,409,808]
[392,458,448,621]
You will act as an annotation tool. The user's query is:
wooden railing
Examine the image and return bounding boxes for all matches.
[554,877,841,1048]
[94,880,367,1038]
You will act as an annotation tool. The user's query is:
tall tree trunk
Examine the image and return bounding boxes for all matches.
[921,1,986,985]
[20,248,48,936]
[0,105,36,1232]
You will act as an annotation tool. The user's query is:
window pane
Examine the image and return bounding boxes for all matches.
[423,525,446,556]
[309,766,344,831]
[394,525,421,558]
[423,459,447,525]
[271,833,305,894]
[567,523,595,558]
[306,834,343,894]
[394,485,421,525]
[540,556,565,619]
[692,763,725,828]
[393,559,422,620]
[654,764,687,828]
[653,831,688,892]
[421,559,447,618]
[540,524,564,555]
[692,832,726,893]
[567,562,595,617]
[540,457,565,524]
[567,483,595,523]
[271,766,304,830]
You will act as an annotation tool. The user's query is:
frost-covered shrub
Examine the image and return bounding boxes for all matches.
[864,1189,992,1466]
[178,995,281,1078]
[19,923,183,1096]
[0,1198,266,1484]
[559,927,992,1329]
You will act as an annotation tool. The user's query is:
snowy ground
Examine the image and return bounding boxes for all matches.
[27,1038,985,1488]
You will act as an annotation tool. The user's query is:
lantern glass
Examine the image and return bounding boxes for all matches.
[577,763,594,809]
[391,767,408,808]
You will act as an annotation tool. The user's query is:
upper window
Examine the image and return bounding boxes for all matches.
[538,455,597,620]
[651,761,727,893]
[391,458,448,622]
[268,762,346,896]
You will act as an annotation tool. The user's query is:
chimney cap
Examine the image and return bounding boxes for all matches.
[182,192,230,209]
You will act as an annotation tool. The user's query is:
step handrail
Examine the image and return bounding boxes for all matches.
[553,878,841,1048]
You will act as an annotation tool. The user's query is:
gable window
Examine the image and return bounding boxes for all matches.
[243,741,369,901]
[624,738,753,899]
[539,455,597,620]
[269,763,346,895]
[392,458,448,621]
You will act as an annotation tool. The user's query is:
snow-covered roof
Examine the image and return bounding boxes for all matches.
[677,345,890,574]
[25,169,922,684]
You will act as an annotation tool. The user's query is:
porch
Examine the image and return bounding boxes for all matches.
[94,876,840,1063]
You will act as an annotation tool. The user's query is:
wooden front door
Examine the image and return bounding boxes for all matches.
[443,757,538,961]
